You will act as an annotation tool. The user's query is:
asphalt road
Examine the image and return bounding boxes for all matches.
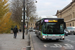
[30,32,75,50]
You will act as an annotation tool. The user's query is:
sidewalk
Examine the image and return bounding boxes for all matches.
[0,32,28,50]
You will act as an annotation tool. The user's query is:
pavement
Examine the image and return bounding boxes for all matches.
[0,32,29,50]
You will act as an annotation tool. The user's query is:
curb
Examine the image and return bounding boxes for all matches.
[30,34,34,50]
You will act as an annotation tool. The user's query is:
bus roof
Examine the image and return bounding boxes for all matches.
[37,18,64,22]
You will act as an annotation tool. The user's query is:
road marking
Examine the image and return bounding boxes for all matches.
[54,44,62,47]
[63,44,74,49]
[44,44,47,47]
[44,43,74,49]
[50,44,62,48]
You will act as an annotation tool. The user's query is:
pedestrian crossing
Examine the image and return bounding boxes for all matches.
[44,43,74,49]
[43,38,75,50]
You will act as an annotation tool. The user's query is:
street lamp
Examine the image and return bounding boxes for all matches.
[22,0,25,39]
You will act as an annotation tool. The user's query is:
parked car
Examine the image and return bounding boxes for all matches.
[28,29,33,32]
[64,30,68,36]
[33,29,36,32]
[66,27,75,35]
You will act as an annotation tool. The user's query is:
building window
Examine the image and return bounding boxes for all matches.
[31,23,32,25]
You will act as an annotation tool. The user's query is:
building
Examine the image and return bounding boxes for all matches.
[56,0,75,27]
[28,22,36,29]
[28,19,38,29]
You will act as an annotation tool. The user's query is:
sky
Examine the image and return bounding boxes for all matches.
[35,0,72,18]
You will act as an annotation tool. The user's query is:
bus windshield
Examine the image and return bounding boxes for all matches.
[43,22,64,34]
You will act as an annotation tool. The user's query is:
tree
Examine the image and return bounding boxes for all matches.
[10,0,22,25]
[0,0,20,33]
[25,0,36,17]
[0,0,9,19]
[0,12,11,33]
[25,0,37,28]
[10,0,37,24]
[0,12,20,33]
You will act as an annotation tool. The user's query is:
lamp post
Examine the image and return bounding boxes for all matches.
[22,0,25,39]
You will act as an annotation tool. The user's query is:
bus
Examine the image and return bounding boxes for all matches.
[35,18,66,40]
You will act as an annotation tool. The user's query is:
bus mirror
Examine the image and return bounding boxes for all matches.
[64,22,66,29]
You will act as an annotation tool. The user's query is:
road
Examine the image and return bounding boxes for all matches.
[30,32,75,50]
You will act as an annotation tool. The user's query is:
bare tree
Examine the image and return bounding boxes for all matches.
[25,0,36,18]
[10,0,22,25]
[10,0,37,25]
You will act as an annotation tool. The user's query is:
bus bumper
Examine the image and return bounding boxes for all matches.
[42,36,65,40]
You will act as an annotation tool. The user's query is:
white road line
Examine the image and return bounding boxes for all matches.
[50,44,62,48]
[63,44,74,49]
[44,44,47,47]
[54,44,62,47]
[44,43,74,49]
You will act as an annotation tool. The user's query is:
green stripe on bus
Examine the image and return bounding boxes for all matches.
[42,32,64,36]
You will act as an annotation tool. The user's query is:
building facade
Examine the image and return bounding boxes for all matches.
[56,0,75,27]
[28,21,36,29]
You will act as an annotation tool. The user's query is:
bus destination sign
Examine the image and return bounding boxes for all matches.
[44,20,58,22]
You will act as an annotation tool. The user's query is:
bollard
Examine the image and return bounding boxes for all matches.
[28,34,30,46]
[26,46,31,50]
[28,39,30,46]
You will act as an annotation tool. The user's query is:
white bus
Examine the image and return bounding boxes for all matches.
[35,18,66,41]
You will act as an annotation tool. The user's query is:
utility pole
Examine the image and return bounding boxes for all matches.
[22,0,25,39]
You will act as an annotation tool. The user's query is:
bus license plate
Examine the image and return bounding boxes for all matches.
[52,38,56,40]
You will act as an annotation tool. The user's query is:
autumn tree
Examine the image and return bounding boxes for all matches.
[0,0,9,19]
[0,12,12,33]
[0,12,20,33]
[0,0,20,33]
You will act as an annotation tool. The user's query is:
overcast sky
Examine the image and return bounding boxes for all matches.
[36,0,72,18]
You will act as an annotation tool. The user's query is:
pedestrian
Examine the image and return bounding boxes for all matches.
[13,25,18,38]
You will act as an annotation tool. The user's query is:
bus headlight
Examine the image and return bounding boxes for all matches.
[43,36,46,38]
[62,36,64,38]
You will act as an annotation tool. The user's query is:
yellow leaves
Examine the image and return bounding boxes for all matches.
[0,0,9,18]
[0,12,12,33]
[0,12,20,33]
[0,0,20,33]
